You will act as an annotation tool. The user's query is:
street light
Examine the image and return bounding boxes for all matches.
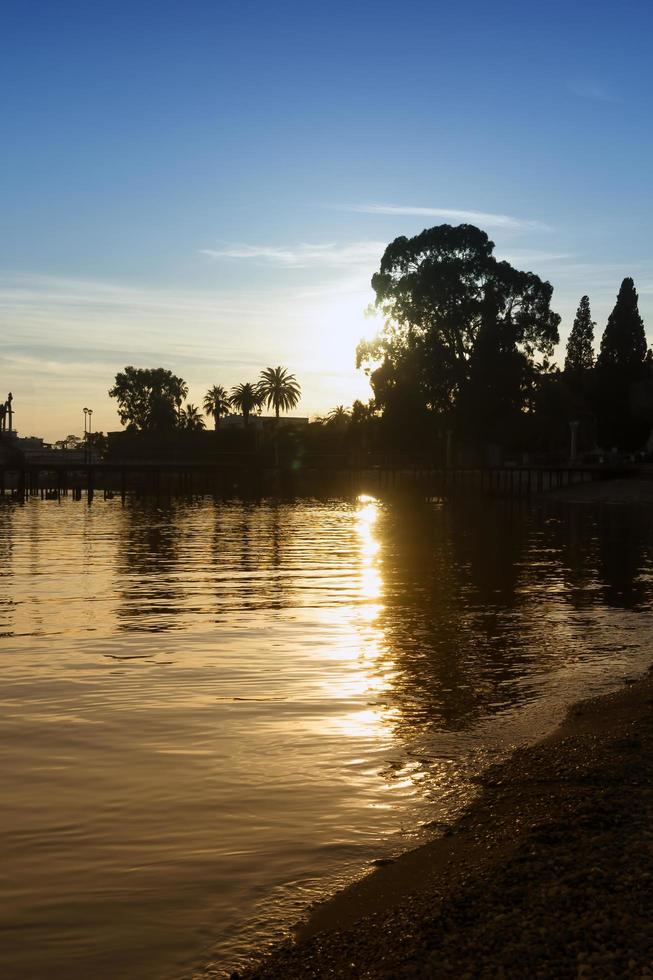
[83,408,89,463]
[87,409,93,463]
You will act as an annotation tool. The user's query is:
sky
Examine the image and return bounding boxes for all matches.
[2,0,653,440]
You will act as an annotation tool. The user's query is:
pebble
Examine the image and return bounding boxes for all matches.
[221,675,653,980]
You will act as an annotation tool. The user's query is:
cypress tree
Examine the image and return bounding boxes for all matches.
[564,295,595,375]
[597,278,647,372]
[594,278,650,450]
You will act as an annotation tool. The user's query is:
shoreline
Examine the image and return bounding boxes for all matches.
[235,667,653,978]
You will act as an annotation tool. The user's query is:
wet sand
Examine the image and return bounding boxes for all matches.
[234,667,653,978]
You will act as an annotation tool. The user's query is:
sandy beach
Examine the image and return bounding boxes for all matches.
[229,474,653,979]
[233,663,653,979]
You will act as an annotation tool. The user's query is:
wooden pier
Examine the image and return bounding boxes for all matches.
[0,459,603,503]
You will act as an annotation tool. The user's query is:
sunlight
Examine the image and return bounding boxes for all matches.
[360,567,382,601]
[311,291,382,376]
[356,499,379,535]
[315,494,388,738]
[358,601,382,623]
[356,497,382,597]
[332,708,387,740]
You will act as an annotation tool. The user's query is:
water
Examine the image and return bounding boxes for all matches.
[1,494,653,979]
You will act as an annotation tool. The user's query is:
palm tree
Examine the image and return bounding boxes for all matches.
[257,366,301,420]
[179,404,205,431]
[171,377,189,415]
[326,405,351,425]
[203,385,231,430]
[229,382,262,427]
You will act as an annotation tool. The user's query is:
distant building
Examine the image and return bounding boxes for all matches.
[0,430,86,464]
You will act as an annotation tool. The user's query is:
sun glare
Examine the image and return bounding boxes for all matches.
[311,292,382,377]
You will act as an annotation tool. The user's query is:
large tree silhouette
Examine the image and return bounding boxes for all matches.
[109,367,188,431]
[357,225,560,448]
[594,278,650,450]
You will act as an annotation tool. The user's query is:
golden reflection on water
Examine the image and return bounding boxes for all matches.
[320,495,397,746]
[355,497,384,630]
[3,495,653,980]
[355,496,382,613]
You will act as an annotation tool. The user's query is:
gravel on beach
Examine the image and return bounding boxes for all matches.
[233,671,653,979]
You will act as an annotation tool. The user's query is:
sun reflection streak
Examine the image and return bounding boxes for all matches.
[317,495,392,743]
[356,495,382,604]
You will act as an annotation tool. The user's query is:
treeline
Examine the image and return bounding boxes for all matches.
[108,365,301,432]
[338,225,653,461]
[103,225,652,464]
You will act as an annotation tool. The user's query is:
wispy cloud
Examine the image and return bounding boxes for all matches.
[567,76,619,104]
[0,272,263,321]
[0,270,376,438]
[349,204,549,231]
[199,241,385,269]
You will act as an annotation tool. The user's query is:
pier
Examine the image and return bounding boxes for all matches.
[0,457,606,502]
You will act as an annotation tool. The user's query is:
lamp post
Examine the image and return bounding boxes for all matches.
[83,407,89,463]
[87,409,93,463]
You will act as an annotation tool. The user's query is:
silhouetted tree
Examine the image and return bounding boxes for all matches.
[109,367,188,432]
[55,434,84,451]
[257,366,301,420]
[326,405,351,426]
[203,385,231,430]
[457,283,534,446]
[564,295,595,376]
[546,295,598,455]
[87,431,108,459]
[598,279,647,369]
[350,399,377,424]
[357,225,560,450]
[179,404,205,431]
[349,398,380,451]
[230,382,262,427]
[594,278,650,450]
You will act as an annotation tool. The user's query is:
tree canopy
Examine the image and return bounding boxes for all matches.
[597,278,647,372]
[109,367,188,431]
[357,224,560,445]
[203,385,231,430]
[179,404,205,431]
[594,278,651,450]
[326,404,351,426]
[230,382,262,426]
[564,296,595,376]
[257,366,301,419]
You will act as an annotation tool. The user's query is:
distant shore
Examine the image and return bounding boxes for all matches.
[234,666,653,979]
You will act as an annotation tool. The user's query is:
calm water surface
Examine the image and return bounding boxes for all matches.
[1,495,653,979]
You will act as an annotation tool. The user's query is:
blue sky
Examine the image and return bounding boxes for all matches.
[2,0,653,439]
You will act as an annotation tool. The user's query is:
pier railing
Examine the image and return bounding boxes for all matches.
[0,459,615,502]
